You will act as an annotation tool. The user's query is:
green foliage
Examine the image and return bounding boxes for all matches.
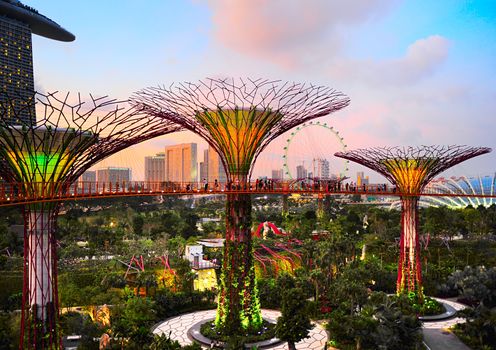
[0,311,20,349]
[215,236,262,335]
[132,215,144,236]
[366,207,401,241]
[422,206,464,238]
[135,270,159,296]
[393,293,445,316]
[172,258,195,293]
[439,266,496,307]
[327,261,375,314]
[157,211,182,237]
[200,320,275,344]
[326,307,377,349]
[327,292,422,350]
[454,306,496,350]
[59,311,100,349]
[58,270,123,308]
[275,287,314,349]
[153,289,216,319]
[369,296,422,349]
[256,278,280,309]
[0,273,22,311]
[178,209,199,239]
[0,222,22,255]
[148,333,202,350]
[111,295,157,348]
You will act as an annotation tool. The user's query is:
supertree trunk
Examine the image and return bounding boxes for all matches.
[282,194,289,217]
[397,196,422,298]
[335,146,492,302]
[316,193,324,219]
[21,202,60,349]
[133,78,351,335]
[215,192,262,334]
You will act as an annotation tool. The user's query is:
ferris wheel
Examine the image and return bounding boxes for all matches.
[282,121,349,180]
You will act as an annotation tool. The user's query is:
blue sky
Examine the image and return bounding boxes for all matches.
[26,0,496,181]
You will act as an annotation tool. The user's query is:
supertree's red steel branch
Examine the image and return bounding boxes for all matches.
[0,92,182,350]
[335,146,491,299]
[132,77,350,334]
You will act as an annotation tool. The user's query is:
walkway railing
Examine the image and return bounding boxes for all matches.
[0,180,494,207]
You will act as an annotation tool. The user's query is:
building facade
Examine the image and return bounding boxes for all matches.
[207,146,226,184]
[271,169,283,180]
[0,0,74,125]
[164,143,197,184]
[0,15,35,124]
[357,171,369,186]
[313,158,330,179]
[145,152,165,190]
[296,164,307,179]
[199,149,208,182]
[77,170,96,194]
[97,167,131,189]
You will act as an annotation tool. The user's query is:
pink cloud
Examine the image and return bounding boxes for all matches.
[206,0,398,67]
[329,35,451,85]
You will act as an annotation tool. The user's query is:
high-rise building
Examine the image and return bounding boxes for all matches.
[271,169,283,180]
[0,0,74,125]
[357,171,369,186]
[313,158,330,179]
[145,152,165,190]
[77,170,96,194]
[207,146,226,184]
[164,143,197,183]
[199,149,208,182]
[296,164,307,179]
[97,167,131,188]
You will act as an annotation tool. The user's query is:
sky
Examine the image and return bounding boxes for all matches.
[26,0,496,182]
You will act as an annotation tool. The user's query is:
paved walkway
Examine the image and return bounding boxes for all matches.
[152,309,327,349]
[153,299,470,350]
[422,299,470,350]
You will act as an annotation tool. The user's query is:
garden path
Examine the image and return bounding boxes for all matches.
[152,309,327,349]
[422,299,470,350]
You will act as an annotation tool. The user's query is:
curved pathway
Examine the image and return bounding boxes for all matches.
[152,309,328,349]
[422,298,469,350]
[153,299,470,350]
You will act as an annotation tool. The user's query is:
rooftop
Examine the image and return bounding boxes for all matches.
[0,0,75,41]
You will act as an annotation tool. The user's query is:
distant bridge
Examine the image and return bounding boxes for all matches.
[1,180,495,207]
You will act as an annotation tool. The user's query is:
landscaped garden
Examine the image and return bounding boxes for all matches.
[0,194,495,349]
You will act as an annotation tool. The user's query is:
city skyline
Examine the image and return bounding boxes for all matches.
[24,0,496,181]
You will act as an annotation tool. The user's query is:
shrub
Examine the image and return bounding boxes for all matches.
[453,306,496,350]
[439,266,496,307]
[0,312,20,349]
[393,292,445,316]
[153,289,216,319]
[200,320,275,344]
[148,333,201,350]
[326,292,422,350]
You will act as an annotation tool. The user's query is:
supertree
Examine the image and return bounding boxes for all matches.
[335,146,491,299]
[132,78,350,334]
[0,92,181,349]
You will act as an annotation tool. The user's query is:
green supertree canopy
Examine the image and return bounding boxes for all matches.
[132,77,350,335]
